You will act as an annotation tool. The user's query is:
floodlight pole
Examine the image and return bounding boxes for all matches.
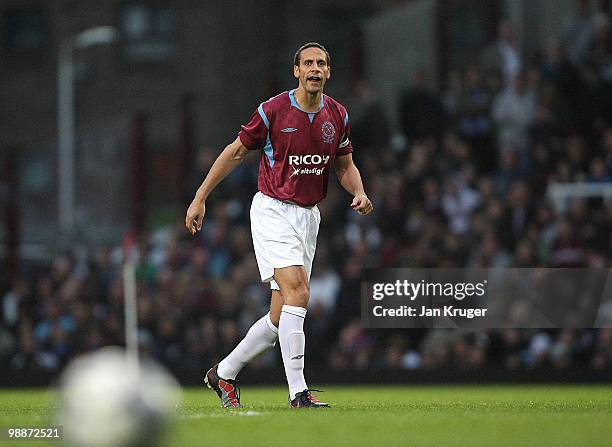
[57,26,117,246]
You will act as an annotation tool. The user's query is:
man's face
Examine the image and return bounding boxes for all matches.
[294,47,330,94]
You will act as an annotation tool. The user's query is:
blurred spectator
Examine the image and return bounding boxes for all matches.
[525,332,553,368]
[441,174,480,234]
[590,328,612,368]
[481,20,522,88]
[348,79,390,151]
[457,65,495,173]
[491,73,536,153]
[550,219,585,267]
[443,70,463,123]
[398,70,446,142]
[329,319,375,370]
[309,256,341,315]
[500,182,534,251]
[550,329,576,368]
[2,278,28,329]
[563,0,597,65]
[589,14,612,82]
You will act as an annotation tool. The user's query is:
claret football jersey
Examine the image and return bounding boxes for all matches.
[239,89,353,207]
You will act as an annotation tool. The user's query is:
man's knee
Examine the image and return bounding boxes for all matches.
[283,283,309,307]
[273,266,309,308]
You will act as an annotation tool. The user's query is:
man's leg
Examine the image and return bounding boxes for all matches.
[206,290,283,408]
[217,290,283,380]
[274,266,310,400]
[268,289,284,327]
[274,266,328,407]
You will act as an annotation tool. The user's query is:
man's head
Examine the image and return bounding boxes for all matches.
[293,42,331,94]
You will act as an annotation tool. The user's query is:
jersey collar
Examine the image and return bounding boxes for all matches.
[289,89,325,114]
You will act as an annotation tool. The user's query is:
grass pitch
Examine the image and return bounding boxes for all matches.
[1,385,611,446]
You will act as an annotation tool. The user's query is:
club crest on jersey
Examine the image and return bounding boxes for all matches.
[321,121,335,143]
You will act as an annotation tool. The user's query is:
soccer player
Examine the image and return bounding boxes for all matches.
[186,42,373,408]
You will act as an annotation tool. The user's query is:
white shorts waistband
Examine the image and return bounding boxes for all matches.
[258,192,316,209]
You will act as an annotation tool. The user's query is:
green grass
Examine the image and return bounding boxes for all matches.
[1,385,611,446]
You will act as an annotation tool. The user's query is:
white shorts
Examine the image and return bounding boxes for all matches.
[250,191,320,290]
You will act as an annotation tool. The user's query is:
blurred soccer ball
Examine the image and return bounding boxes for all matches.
[58,347,181,447]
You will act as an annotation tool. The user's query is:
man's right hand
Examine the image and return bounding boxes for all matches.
[184,137,250,236]
[185,199,205,235]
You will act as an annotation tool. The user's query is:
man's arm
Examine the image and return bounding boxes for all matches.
[185,136,250,235]
[334,153,373,216]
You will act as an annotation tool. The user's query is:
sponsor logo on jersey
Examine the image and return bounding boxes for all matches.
[289,154,330,177]
[281,127,298,133]
[321,121,335,143]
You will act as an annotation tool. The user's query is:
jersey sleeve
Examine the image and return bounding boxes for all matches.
[239,103,270,150]
[338,109,353,156]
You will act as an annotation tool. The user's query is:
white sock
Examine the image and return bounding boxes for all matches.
[217,313,278,380]
[279,304,308,399]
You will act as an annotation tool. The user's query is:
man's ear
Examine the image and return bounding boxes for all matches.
[326,67,331,80]
[293,65,300,79]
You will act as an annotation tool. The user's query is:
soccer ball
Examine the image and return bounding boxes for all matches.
[58,347,181,447]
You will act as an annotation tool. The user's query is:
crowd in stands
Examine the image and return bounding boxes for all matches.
[1,5,612,373]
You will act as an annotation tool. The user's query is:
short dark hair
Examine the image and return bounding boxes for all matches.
[294,42,331,67]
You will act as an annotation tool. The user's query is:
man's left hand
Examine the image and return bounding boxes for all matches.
[351,194,373,215]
